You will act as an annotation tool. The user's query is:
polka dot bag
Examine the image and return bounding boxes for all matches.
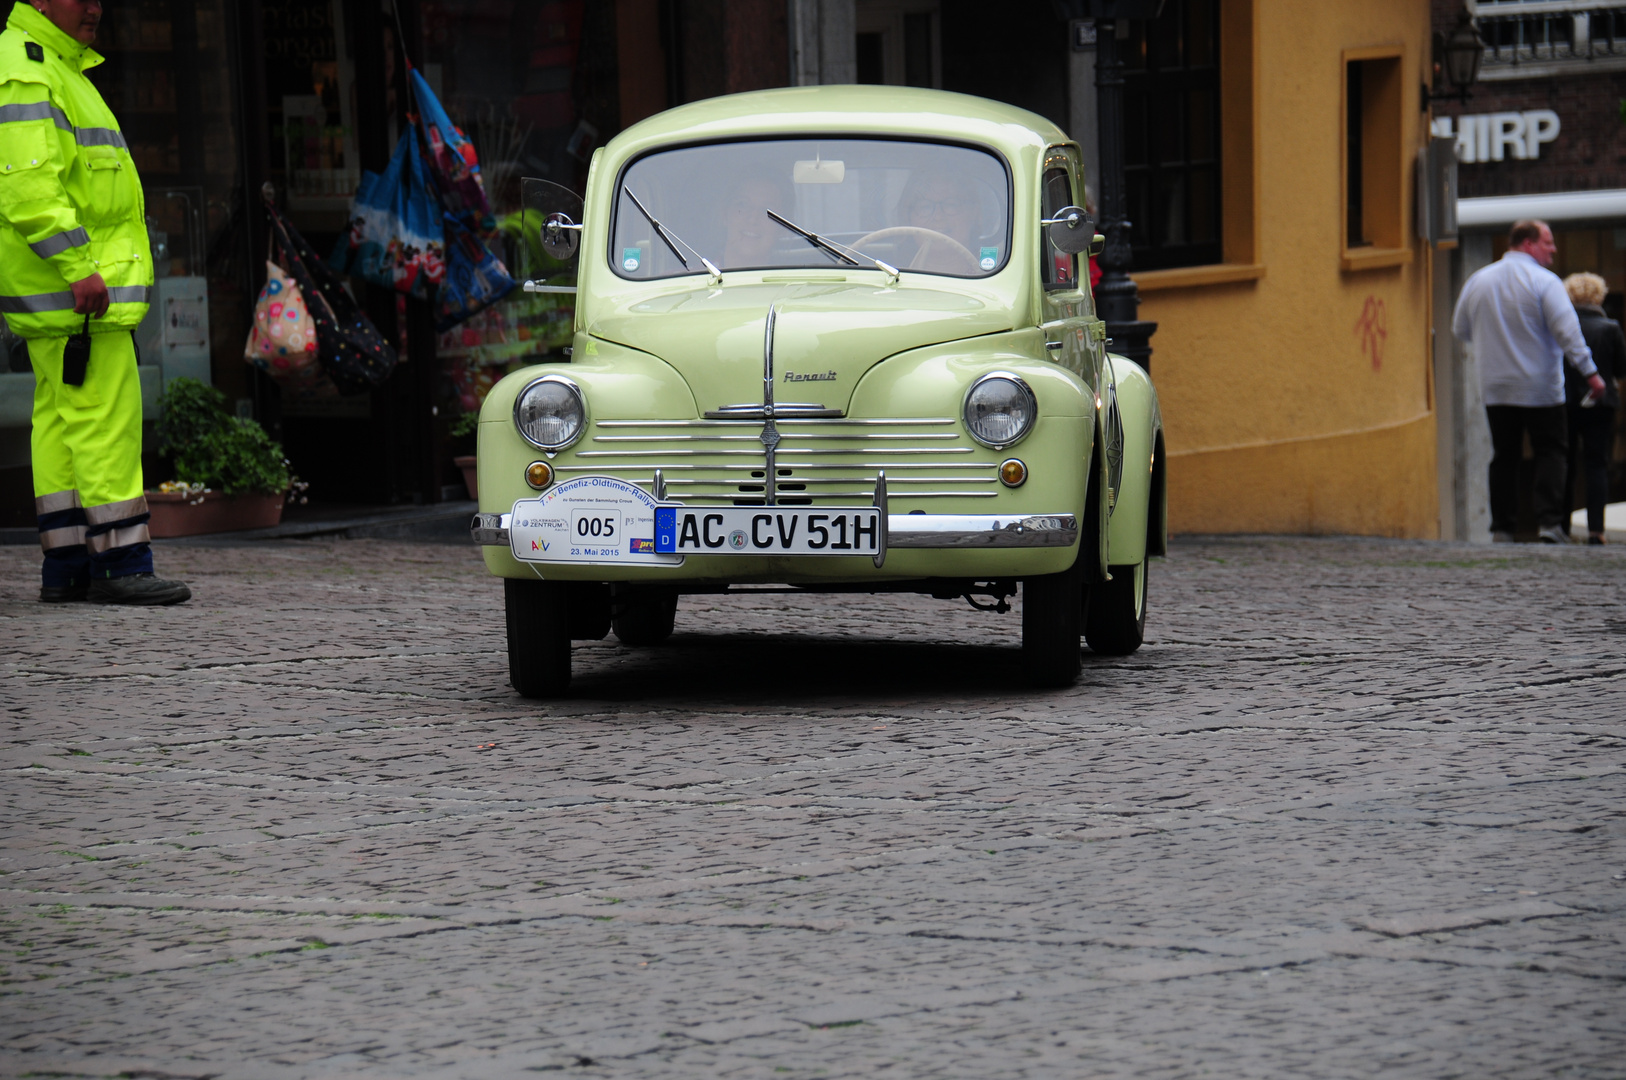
[244,259,332,397]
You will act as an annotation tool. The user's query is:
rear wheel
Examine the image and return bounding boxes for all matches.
[1021,555,1085,687]
[612,587,679,646]
[1084,556,1148,656]
[505,578,571,698]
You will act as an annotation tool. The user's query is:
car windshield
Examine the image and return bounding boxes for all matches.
[610,138,1011,280]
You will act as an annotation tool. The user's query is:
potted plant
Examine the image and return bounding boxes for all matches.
[450,409,479,499]
[147,378,299,538]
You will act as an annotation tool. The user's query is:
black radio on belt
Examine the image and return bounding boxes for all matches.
[61,313,91,387]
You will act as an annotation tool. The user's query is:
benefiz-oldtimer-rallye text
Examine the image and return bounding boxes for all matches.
[471,85,1165,697]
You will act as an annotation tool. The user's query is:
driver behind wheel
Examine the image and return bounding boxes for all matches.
[895,175,983,272]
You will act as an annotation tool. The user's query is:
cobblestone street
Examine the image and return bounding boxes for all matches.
[1,535,1623,1079]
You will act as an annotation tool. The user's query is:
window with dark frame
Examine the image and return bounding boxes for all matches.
[1346,62,1364,247]
[1041,166,1078,289]
[1341,50,1403,258]
[1121,0,1222,271]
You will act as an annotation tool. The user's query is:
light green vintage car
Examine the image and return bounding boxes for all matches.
[471,86,1165,697]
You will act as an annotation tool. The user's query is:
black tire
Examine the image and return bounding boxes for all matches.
[505,578,571,698]
[1021,554,1085,687]
[612,588,678,646]
[1084,556,1148,656]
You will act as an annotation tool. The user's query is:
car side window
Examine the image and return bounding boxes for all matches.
[1040,166,1076,290]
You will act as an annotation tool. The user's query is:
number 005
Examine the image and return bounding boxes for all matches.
[575,515,616,538]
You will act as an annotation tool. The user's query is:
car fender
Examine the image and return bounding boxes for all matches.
[477,337,700,516]
[1103,354,1163,567]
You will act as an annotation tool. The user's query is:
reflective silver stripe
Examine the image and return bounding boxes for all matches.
[75,127,126,150]
[83,494,148,526]
[0,285,148,314]
[0,291,72,313]
[0,101,72,131]
[85,522,149,554]
[39,524,87,551]
[35,489,82,515]
[29,227,89,259]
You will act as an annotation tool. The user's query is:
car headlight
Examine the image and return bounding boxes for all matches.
[963,373,1036,449]
[513,375,586,451]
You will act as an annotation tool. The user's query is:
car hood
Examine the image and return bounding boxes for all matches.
[585,281,1012,415]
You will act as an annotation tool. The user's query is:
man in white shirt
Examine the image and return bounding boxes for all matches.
[1452,219,1607,543]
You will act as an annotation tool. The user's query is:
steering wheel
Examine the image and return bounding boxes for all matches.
[853,227,981,275]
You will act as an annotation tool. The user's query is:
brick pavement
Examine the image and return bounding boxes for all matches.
[0,534,1622,1079]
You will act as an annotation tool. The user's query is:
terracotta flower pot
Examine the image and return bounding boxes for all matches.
[147,490,286,538]
[454,455,478,500]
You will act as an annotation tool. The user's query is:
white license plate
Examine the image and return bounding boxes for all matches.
[654,506,881,556]
[510,477,683,565]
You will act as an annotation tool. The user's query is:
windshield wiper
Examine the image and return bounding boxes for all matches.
[622,187,722,282]
[766,209,899,282]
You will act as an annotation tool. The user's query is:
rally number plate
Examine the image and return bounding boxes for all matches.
[510,477,682,565]
[654,506,882,556]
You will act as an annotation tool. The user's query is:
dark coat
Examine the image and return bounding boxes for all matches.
[1567,304,1626,410]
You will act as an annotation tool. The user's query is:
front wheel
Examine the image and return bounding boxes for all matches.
[1021,555,1085,687]
[505,578,571,698]
[1084,556,1148,656]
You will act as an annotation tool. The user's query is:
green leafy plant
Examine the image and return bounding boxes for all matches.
[156,378,291,496]
[449,410,480,440]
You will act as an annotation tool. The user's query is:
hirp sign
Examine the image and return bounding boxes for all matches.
[1430,110,1561,164]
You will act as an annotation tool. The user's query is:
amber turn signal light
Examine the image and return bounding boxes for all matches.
[525,461,554,489]
[999,458,1027,487]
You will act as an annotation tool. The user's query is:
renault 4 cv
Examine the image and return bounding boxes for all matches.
[470,86,1165,697]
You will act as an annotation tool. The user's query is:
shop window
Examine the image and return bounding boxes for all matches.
[1341,47,1406,269]
[1121,0,1222,271]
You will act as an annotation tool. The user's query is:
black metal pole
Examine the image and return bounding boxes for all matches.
[1093,18,1155,371]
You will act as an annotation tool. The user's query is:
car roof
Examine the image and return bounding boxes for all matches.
[606,85,1072,164]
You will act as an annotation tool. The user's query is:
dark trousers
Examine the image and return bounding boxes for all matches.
[1565,403,1616,535]
[1486,404,1568,532]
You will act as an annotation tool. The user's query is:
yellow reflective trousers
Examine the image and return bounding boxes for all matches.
[29,331,152,584]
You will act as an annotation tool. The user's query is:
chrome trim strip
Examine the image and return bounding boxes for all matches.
[887,513,1077,547]
[471,511,512,546]
[590,433,960,442]
[553,462,996,472]
[574,447,974,458]
[596,417,954,428]
[475,509,1073,548]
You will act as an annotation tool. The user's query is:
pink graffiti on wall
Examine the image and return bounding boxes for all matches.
[1354,295,1387,371]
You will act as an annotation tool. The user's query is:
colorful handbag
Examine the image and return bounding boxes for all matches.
[267,201,399,397]
[330,125,446,301]
[244,259,333,397]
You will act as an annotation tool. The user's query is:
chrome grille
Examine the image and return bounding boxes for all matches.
[554,417,1000,504]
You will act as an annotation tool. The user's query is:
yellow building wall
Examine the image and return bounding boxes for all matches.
[1140,0,1438,538]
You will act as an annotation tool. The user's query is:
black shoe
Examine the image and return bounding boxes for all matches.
[39,583,88,603]
[88,572,191,606]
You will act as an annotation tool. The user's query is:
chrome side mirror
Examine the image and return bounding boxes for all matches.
[1042,205,1095,255]
[542,212,583,260]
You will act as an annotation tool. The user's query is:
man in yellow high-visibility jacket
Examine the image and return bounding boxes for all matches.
[1,0,187,604]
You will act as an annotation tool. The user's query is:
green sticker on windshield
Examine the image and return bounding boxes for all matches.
[622,248,642,272]
[979,247,998,271]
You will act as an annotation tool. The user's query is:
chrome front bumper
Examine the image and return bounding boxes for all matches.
[471,512,1076,549]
